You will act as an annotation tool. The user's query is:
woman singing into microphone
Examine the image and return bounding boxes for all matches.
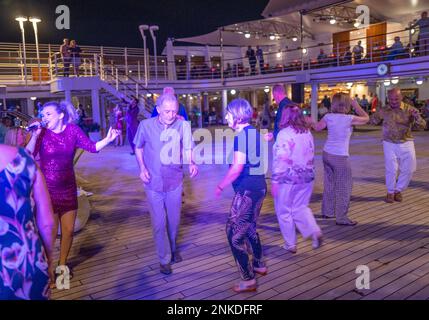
[26,101,119,279]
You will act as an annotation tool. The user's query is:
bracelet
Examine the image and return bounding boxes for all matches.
[217,185,223,191]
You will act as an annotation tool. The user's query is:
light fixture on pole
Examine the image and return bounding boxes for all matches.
[138,25,149,87]
[16,16,28,85]
[29,17,42,84]
[149,25,159,84]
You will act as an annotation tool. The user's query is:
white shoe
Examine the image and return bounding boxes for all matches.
[312,233,323,249]
[282,244,297,253]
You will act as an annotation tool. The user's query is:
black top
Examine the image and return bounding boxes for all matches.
[231,125,267,192]
[69,46,82,58]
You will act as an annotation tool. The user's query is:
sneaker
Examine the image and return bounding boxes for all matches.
[160,263,172,275]
[384,193,395,203]
[394,192,403,202]
[282,244,297,254]
[312,233,323,249]
[171,251,182,264]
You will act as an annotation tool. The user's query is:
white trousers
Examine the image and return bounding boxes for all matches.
[383,141,417,194]
[274,182,321,247]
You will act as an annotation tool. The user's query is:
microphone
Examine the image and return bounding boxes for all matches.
[26,120,46,132]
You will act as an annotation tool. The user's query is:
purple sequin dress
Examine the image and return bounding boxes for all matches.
[34,124,97,214]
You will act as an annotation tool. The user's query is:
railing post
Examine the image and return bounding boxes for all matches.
[48,53,52,80]
[138,60,141,80]
[136,83,139,97]
[301,51,304,71]
[116,68,119,90]
[111,61,114,82]
[18,44,24,81]
[54,53,58,78]
[90,59,93,76]
[409,25,414,58]
[94,54,99,76]
[84,58,88,77]
[48,44,53,80]
[124,47,129,76]
[336,42,340,67]
[370,38,373,63]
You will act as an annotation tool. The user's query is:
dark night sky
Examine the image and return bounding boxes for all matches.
[0,0,269,52]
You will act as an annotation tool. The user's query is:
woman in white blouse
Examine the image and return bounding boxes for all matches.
[312,93,369,226]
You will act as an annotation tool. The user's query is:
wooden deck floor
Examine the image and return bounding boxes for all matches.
[51,126,429,300]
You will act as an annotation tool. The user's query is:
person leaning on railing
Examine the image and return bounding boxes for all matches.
[410,11,429,56]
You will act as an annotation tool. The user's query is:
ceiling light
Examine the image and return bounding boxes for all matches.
[146,93,152,97]
[391,77,399,84]
[292,36,298,42]
[244,32,251,39]
[29,17,41,23]
[15,16,28,22]
[302,48,307,54]
[411,28,416,35]
[354,21,360,28]
[383,80,391,86]
[276,52,282,58]
[416,78,424,85]
[269,34,275,40]
[264,88,270,93]
[330,18,336,25]
[346,82,353,87]
[230,89,236,95]
[30,96,37,101]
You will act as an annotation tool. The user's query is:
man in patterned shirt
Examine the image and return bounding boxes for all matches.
[371,88,426,203]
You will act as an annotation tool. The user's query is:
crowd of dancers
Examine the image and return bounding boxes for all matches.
[0,84,426,299]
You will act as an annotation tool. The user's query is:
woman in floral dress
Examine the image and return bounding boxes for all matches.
[0,144,55,300]
[272,105,323,253]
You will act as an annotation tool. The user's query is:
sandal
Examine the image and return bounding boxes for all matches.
[336,220,358,226]
[233,281,257,293]
[254,266,268,276]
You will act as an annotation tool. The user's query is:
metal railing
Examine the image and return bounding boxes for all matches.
[173,27,425,80]
[1,26,428,85]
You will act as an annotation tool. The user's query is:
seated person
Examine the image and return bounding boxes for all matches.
[387,37,406,60]
[317,49,328,66]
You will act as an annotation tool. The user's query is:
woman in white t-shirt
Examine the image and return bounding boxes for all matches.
[312,93,369,226]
